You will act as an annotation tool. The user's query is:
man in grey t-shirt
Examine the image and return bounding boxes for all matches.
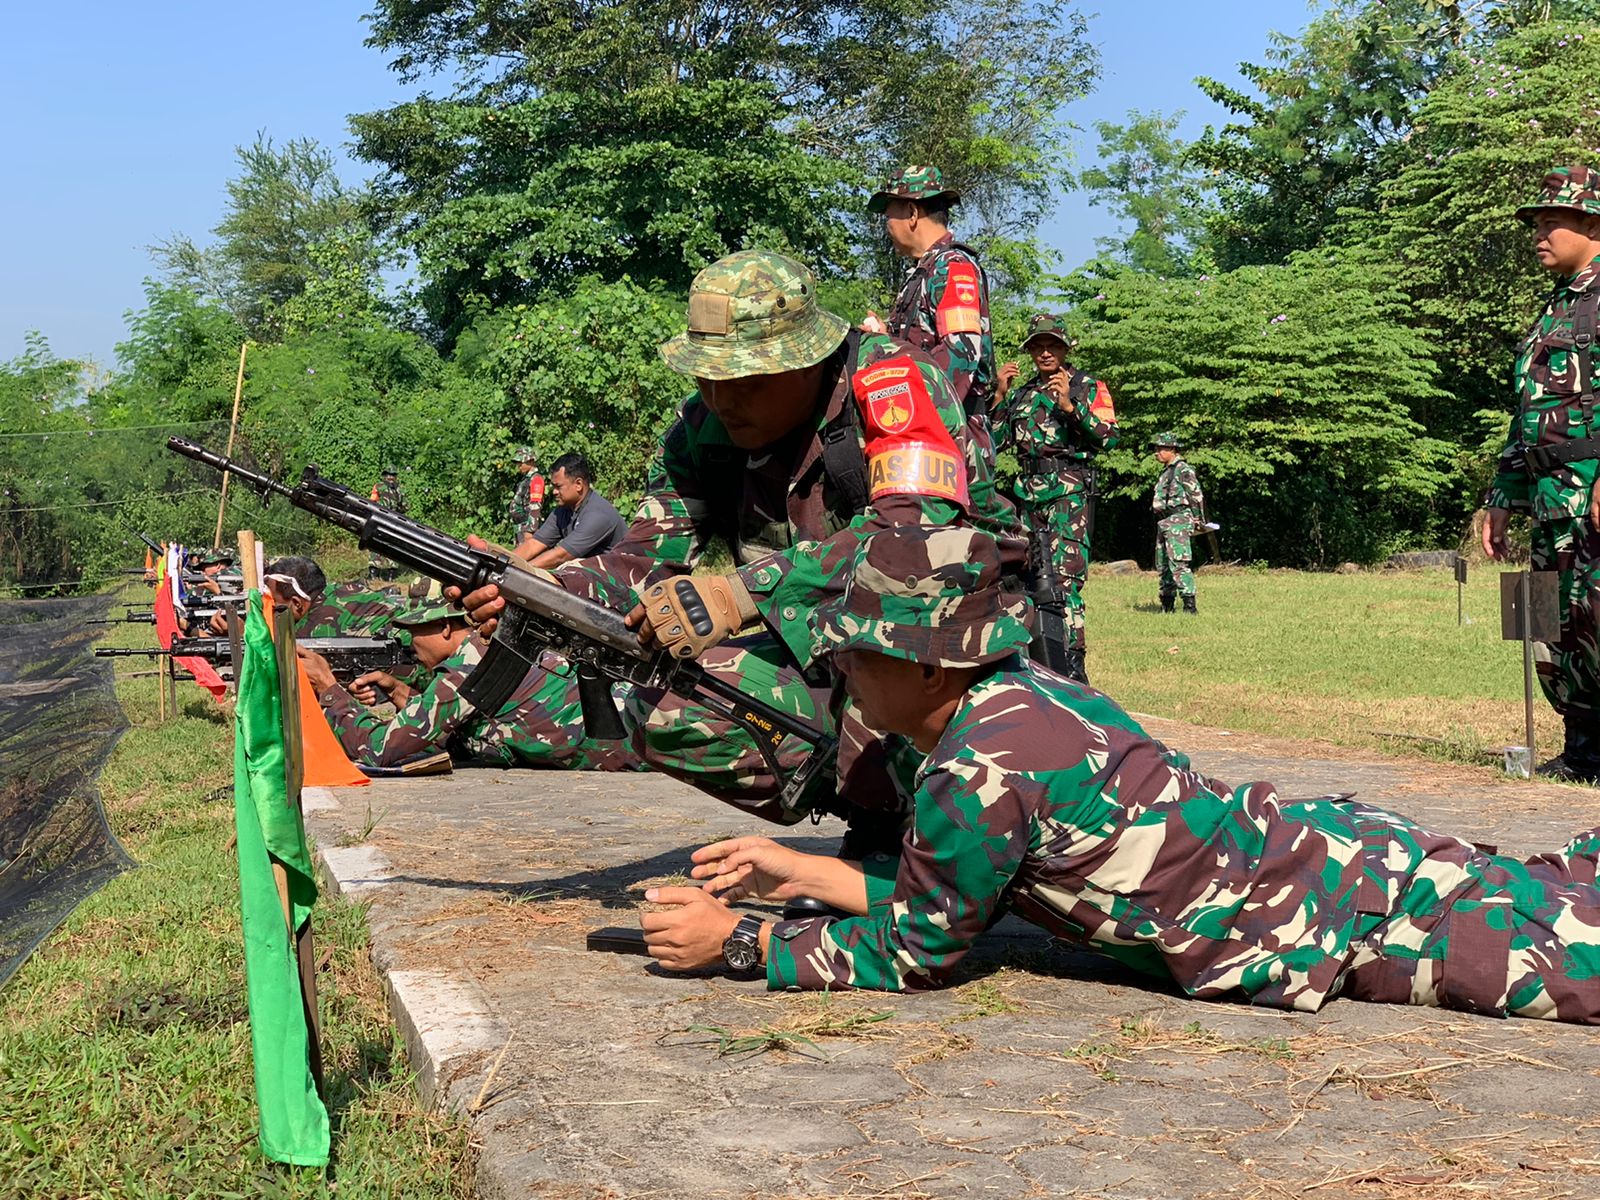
[515,452,629,568]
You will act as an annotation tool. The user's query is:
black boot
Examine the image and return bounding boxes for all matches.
[1182,594,1197,615]
[1537,716,1600,784]
[1062,648,1089,685]
[1160,591,1176,613]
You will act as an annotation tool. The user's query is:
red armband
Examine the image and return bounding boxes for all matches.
[935,260,983,338]
[529,476,545,505]
[1090,380,1116,421]
[854,356,969,507]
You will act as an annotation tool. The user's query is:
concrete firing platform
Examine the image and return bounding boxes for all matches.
[304,718,1600,1200]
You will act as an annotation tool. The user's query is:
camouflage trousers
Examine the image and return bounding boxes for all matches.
[1529,516,1600,723]
[622,634,918,843]
[465,666,644,772]
[1025,489,1090,652]
[1338,804,1600,1022]
[1155,515,1195,598]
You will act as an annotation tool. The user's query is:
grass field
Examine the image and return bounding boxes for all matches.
[0,598,473,1199]
[1088,562,1559,764]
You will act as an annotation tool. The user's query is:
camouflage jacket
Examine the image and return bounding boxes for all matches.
[887,233,995,416]
[319,634,636,770]
[297,582,406,645]
[561,334,1025,667]
[508,474,546,533]
[1487,255,1600,522]
[1153,458,1203,526]
[371,480,408,513]
[766,663,1458,1008]
[993,369,1119,504]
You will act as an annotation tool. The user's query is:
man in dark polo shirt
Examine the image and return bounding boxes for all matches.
[515,452,629,568]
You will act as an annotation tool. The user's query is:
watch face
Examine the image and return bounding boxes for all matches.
[723,935,760,972]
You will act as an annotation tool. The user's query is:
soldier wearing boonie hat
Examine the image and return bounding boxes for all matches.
[1150,430,1204,614]
[508,445,548,550]
[992,312,1119,684]
[641,530,1600,1027]
[368,467,408,581]
[860,165,997,430]
[465,247,1028,858]
[306,591,640,776]
[1485,165,1600,783]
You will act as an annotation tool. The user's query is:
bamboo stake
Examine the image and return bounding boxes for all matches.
[213,342,250,548]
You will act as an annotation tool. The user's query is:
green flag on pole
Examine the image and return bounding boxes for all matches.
[234,590,330,1166]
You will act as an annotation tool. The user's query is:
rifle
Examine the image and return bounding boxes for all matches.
[88,610,157,626]
[167,437,836,807]
[1021,510,1073,677]
[96,634,411,684]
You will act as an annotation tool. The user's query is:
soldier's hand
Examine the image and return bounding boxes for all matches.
[629,574,758,658]
[207,610,229,635]
[1048,369,1074,410]
[443,535,507,635]
[860,311,887,335]
[350,670,399,707]
[640,887,746,971]
[995,361,1019,404]
[691,836,809,904]
[1591,490,1600,535]
[297,648,336,692]
[1482,507,1511,561]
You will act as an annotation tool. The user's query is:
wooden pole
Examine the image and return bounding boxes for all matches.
[238,530,261,592]
[213,342,250,548]
[1522,569,1537,774]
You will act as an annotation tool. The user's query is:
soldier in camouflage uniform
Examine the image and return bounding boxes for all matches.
[455,250,1026,848]
[508,446,547,550]
[992,313,1119,682]
[1151,431,1203,613]
[367,467,408,581]
[862,166,995,433]
[642,526,1600,1025]
[1484,166,1600,783]
[305,598,639,772]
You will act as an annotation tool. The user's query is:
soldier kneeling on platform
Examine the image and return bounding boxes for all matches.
[641,524,1600,1025]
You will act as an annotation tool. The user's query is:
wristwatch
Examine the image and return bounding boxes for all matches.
[722,914,765,974]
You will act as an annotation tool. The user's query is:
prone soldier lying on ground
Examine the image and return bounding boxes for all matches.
[301,598,641,772]
[450,249,1027,854]
[640,524,1600,1025]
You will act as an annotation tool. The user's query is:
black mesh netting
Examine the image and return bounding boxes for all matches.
[0,596,134,990]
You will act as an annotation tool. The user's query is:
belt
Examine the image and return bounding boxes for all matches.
[1021,454,1089,473]
[1525,437,1600,474]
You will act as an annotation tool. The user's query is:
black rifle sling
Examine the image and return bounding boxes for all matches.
[819,331,870,515]
[1576,289,1597,426]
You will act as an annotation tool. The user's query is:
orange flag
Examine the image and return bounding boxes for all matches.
[262,594,369,789]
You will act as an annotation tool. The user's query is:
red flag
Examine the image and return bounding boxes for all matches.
[153,561,227,700]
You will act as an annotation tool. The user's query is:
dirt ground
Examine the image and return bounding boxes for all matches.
[304,716,1600,1200]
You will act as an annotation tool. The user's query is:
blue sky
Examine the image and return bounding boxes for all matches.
[0,1,1300,368]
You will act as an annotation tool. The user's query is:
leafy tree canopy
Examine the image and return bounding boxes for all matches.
[1078,111,1208,276]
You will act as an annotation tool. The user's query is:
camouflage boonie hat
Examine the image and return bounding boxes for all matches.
[658,250,849,381]
[812,526,1034,668]
[1149,431,1183,450]
[510,445,537,463]
[391,598,466,627]
[1020,313,1079,353]
[866,165,962,214]
[196,547,235,567]
[382,466,399,477]
[1516,165,1600,222]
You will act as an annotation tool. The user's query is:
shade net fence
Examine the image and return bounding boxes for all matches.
[0,595,133,990]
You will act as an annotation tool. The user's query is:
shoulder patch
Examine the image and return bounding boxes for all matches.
[852,352,970,508]
[935,260,984,337]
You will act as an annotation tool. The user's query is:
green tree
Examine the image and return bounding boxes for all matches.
[1349,20,1600,437]
[1078,111,1207,275]
[152,135,373,339]
[1057,252,1455,566]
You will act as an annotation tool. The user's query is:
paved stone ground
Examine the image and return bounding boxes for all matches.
[304,717,1600,1200]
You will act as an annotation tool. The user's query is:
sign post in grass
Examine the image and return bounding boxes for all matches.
[1500,570,1560,777]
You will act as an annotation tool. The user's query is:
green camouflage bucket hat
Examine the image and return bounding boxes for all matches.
[867,164,962,214]
[812,526,1034,668]
[510,445,537,463]
[1149,430,1183,450]
[392,598,466,627]
[196,547,235,567]
[381,466,399,477]
[1020,313,1079,353]
[1516,165,1600,223]
[658,250,849,381]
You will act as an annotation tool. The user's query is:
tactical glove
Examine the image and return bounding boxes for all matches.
[638,574,759,659]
